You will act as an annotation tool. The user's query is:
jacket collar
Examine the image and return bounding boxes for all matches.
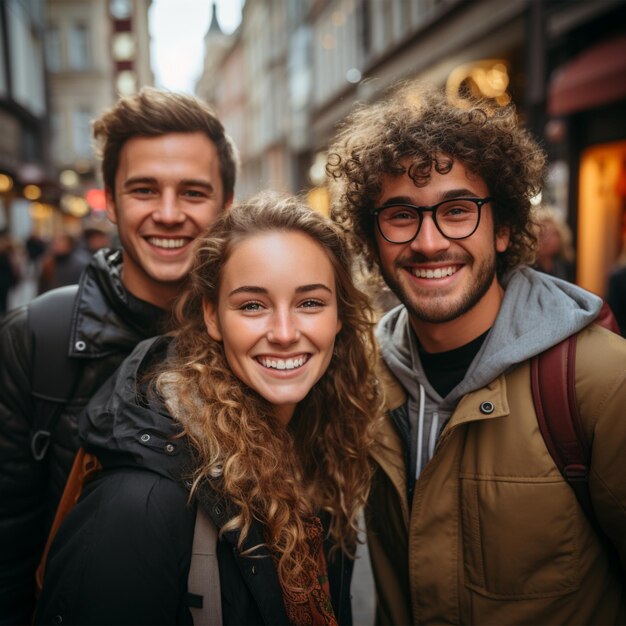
[69,249,168,358]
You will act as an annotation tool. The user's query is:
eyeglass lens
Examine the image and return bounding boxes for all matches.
[377,199,481,242]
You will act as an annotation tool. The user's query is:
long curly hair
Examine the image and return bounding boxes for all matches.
[154,191,383,592]
[326,81,547,279]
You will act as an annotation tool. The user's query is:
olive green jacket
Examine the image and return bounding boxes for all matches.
[367,324,626,625]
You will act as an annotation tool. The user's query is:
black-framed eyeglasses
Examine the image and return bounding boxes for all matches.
[372,197,493,244]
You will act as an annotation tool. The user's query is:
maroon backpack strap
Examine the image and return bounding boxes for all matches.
[596,300,620,334]
[530,335,595,520]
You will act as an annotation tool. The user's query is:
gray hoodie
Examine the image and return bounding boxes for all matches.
[375,266,604,482]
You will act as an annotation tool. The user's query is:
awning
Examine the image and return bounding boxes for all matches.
[548,34,626,116]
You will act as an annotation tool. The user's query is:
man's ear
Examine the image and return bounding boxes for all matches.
[202,299,222,341]
[496,225,511,253]
[105,188,118,224]
[224,193,234,210]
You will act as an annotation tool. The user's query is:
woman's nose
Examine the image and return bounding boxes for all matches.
[267,309,300,344]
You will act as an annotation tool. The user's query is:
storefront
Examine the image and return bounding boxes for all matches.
[547,33,626,296]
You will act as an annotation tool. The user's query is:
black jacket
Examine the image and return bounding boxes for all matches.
[35,337,354,626]
[0,250,167,624]
[607,264,626,337]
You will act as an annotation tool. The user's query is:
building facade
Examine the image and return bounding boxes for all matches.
[200,0,626,296]
[44,0,153,231]
[0,0,49,239]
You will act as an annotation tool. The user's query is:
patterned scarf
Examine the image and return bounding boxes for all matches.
[274,516,338,626]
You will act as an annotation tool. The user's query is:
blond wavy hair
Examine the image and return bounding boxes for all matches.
[154,191,383,592]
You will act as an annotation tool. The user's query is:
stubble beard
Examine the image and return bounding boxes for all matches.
[379,252,498,324]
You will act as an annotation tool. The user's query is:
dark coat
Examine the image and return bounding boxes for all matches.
[0,250,167,624]
[35,337,354,626]
[607,264,626,336]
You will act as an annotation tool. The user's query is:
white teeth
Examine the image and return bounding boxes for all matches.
[413,266,457,279]
[148,237,186,249]
[259,356,306,370]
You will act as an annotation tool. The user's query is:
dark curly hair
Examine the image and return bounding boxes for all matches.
[326,81,547,279]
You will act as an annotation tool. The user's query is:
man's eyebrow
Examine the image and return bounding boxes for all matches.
[381,188,484,206]
[122,176,157,188]
[121,177,215,190]
[440,188,480,200]
[228,284,333,297]
[179,179,215,190]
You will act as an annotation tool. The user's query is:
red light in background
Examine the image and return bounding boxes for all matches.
[85,188,106,211]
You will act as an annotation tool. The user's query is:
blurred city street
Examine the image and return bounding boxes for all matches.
[1,0,626,623]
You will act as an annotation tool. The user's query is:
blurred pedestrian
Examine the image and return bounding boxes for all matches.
[37,232,91,294]
[0,229,20,316]
[81,218,115,255]
[327,80,626,625]
[607,264,626,336]
[533,207,575,282]
[0,87,237,624]
[25,233,46,267]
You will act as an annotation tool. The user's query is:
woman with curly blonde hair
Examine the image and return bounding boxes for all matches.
[36,191,383,626]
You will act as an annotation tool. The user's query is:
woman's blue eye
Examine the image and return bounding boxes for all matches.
[301,299,324,308]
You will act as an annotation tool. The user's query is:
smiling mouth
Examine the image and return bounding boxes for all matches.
[257,355,309,370]
[147,237,189,249]
[411,265,459,279]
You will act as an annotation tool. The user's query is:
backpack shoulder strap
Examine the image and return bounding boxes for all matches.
[187,506,222,625]
[35,447,101,596]
[530,299,620,521]
[530,334,596,523]
[596,300,620,334]
[28,284,81,460]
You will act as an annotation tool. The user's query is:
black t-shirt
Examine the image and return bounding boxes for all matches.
[419,329,490,398]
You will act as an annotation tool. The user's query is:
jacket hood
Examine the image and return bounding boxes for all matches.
[79,336,184,480]
[377,266,604,408]
[69,249,168,359]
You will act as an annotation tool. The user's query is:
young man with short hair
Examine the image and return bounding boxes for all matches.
[0,87,236,624]
[328,83,626,624]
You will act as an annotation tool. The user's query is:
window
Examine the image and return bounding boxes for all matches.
[73,107,92,156]
[45,25,62,71]
[68,23,90,70]
[358,0,371,56]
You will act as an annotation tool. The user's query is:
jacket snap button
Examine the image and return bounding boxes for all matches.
[214,505,222,516]
[165,443,175,453]
[54,616,63,625]
[140,433,151,442]
[74,340,86,351]
[251,565,257,575]
[480,401,495,414]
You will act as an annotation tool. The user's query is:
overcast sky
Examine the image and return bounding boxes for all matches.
[149,0,243,93]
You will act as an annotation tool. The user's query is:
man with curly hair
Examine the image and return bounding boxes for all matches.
[327,82,626,624]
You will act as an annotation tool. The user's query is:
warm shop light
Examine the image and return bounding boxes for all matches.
[24,184,42,200]
[29,202,54,219]
[0,174,14,192]
[60,169,80,188]
[61,194,90,217]
[447,60,511,107]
